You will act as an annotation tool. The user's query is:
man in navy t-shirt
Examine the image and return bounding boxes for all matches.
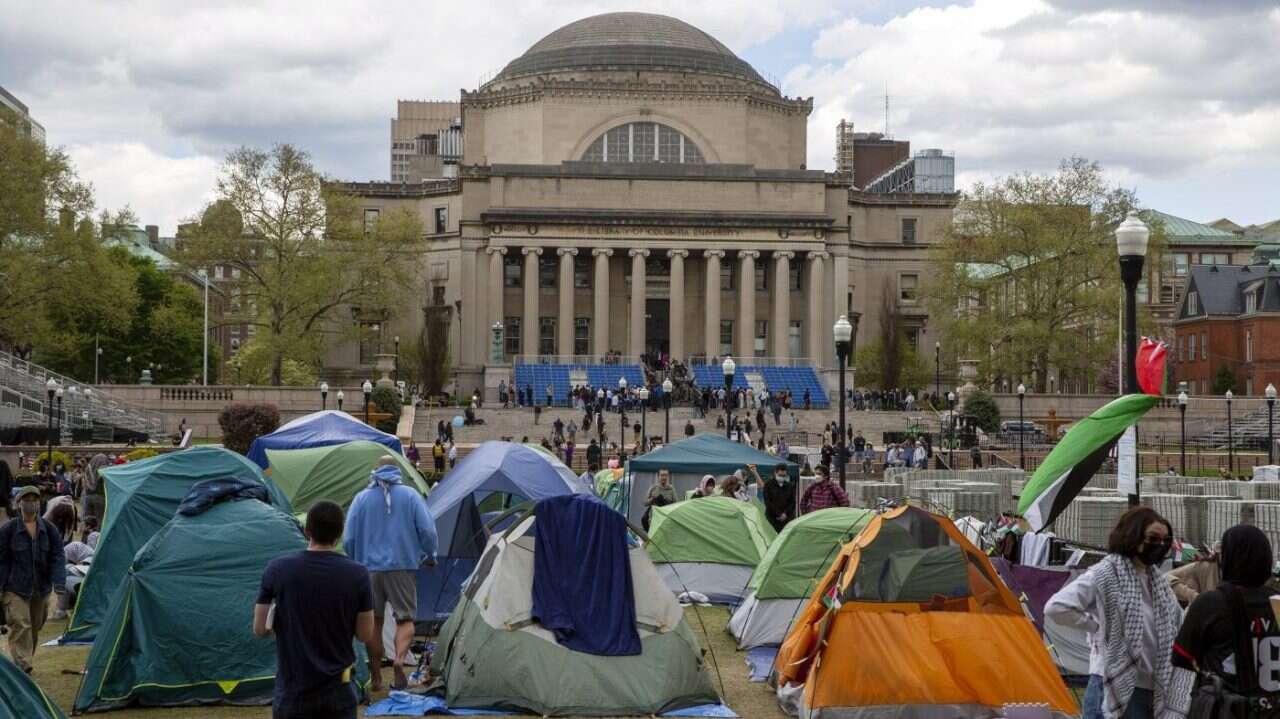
[255,500,375,719]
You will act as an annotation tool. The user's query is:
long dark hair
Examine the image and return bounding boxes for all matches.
[1107,507,1172,557]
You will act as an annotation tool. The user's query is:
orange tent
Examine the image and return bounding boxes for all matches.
[772,505,1077,718]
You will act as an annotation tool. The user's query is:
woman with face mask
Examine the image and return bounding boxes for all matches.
[0,486,67,674]
[1046,507,1192,719]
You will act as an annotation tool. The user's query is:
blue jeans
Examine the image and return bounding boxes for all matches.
[1084,675,1154,719]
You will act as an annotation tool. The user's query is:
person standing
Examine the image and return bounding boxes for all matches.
[447,441,458,469]
[432,439,445,474]
[1045,507,1190,719]
[255,500,375,719]
[343,460,438,691]
[799,465,849,515]
[761,463,795,532]
[0,486,66,674]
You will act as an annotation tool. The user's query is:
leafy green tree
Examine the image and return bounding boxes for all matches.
[1212,365,1238,395]
[419,306,451,396]
[927,158,1163,393]
[224,338,317,387]
[962,390,1001,432]
[178,144,422,385]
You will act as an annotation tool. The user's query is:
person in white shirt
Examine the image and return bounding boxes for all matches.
[446,442,457,469]
[1044,507,1189,719]
[912,443,927,468]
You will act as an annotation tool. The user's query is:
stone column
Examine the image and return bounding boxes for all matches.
[557,247,577,357]
[487,247,506,357]
[521,247,541,357]
[628,249,649,358]
[460,240,483,367]
[772,251,795,359]
[667,249,688,362]
[592,249,613,357]
[704,250,725,359]
[807,251,828,363]
[737,250,759,359]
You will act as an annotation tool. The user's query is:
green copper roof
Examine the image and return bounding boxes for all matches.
[1144,210,1254,246]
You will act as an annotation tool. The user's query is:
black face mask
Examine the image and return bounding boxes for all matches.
[1139,540,1171,566]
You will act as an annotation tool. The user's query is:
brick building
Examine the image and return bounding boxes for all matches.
[1172,260,1280,397]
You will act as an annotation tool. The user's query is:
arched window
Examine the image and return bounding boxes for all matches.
[580,122,705,164]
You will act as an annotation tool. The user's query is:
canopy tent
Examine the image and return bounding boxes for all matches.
[618,433,796,524]
[246,410,402,469]
[74,483,366,712]
[645,496,777,604]
[64,447,291,644]
[772,505,1076,719]
[265,440,429,513]
[727,507,874,649]
[418,441,585,623]
[430,497,720,715]
[0,653,66,718]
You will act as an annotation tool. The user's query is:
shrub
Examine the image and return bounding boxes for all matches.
[124,448,159,462]
[370,385,402,433]
[1212,365,1238,395]
[32,449,73,474]
[963,390,1001,433]
[218,403,281,455]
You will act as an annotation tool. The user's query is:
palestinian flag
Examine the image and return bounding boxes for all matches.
[1017,394,1159,531]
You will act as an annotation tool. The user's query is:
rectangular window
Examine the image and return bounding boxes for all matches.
[658,125,681,163]
[789,263,802,291]
[899,274,919,303]
[1159,284,1176,304]
[755,258,767,291]
[231,267,241,279]
[788,321,802,358]
[432,286,446,306]
[363,209,380,235]
[358,322,382,364]
[1137,279,1149,304]
[720,263,734,291]
[539,255,557,289]
[573,255,591,289]
[504,255,521,288]
[214,265,224,280]
[504,317,521,356]
[719,320,733,357]
[1186,290,1200,315]
[901,218,918,245]
[1200,253,1231,266]
[754,320,768,357]
[1188,334,1196,362]
[1178,337,1185,363]
[1201,332,1207,360]
[539,317,555,355]
[1247,329,1254,362]
[434,207,448,234]
[1172,253,1190,276]
[633,123,655,162]
[1247,377,1255,396]
[574,317,590,356]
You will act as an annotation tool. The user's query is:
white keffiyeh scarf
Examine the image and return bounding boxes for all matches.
[1094,554,1194,719]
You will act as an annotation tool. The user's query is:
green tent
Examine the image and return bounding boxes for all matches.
[265,439,429,512]
[727,507,874,648]
[645,497,776,603]
[64,447,291,643]
[0,653,66,718]
[74,491,368,712]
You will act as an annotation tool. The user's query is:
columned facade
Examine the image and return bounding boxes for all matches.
[737,250,758,359]
[592,249,613,355]
[487,246,506,358]
[772,251,794,358]
[807,251,827,363]
[704,250,724,360]
[628,249,649,357]
[668,249,688,361]
[521,247,541,356]
[556,247,577,356]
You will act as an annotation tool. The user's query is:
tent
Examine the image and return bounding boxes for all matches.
[0,653,65,718]
[429,496,720,715]
[64,447,291,643]
[265,440,429,512]
[645,496,777,604]
[618,433,796,524]
[246,410,402,469]
[727,507,874,649]
[989,558,1091,679]
[74,482,365,712]
[418,441,585,623]
[772,505,1077,719]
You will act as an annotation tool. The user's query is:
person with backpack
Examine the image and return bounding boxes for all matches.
[1174,524,1280,717]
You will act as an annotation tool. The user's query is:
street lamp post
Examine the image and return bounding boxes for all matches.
[45,378,56,477]
[68,386,77,442]
[1116,211,1150,506]
[1178,391,1188,476]
[1226,389,1234,475]
[362,380,373,425]
[722,357,736,440]
[394,335,400,386]
[199,268,209,386]
[834,316,853,489]
[638,386,650,452]
[947,391,956,468]
[662,377,673,443]
[336,389,344,412]
[55,386,64,447]
[934,341,941,409]
[320,382,329,411]
[94,337,102,385]
[1268,384,1277,465]
[618,377,628,454]
[1017,383,1026,470]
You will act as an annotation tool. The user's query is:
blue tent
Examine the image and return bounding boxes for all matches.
[418,441,585,623]
[246,410,402,468]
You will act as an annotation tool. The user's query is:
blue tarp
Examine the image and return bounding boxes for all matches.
[418,441,584,623]
[246,410,402,468]
[364,694,737,717]
[530,494,640,656]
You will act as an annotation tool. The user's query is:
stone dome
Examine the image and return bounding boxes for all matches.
[491,12,771,89]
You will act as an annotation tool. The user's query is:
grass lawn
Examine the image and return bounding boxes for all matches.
[31,606,786,718]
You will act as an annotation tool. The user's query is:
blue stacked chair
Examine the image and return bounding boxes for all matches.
[512,363,646,406]
[758,366,829,408]
[689,364,748,391]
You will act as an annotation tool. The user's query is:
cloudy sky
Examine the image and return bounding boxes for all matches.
[3,0,1278,234]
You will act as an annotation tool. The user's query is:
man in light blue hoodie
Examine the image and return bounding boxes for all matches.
[344,459,437,691]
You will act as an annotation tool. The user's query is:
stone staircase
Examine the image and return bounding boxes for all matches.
[1194,406,1274,451]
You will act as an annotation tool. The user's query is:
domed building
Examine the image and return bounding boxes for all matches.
[334,12,956,398]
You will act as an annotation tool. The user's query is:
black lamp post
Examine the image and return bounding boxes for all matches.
[362,380,373,425]
[1268,384,1277,465]
[336,389,344,412]
[320,382,329,411]
[1226,389,1234,475]
[947,391,956,468]
[618,377,628,453]
[1017,383,1026,471]
[722,357,736,440]
[1116,211,1150,506]
[834,316,853,489]
[55,386,63,446]
[45,378,56,477]
[638,386,649,452]
[394,335,400,386]
[1178,391,1188,476]
[663,377,673,443]
[934,340,941,409]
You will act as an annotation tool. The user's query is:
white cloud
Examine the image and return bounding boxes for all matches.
[66,143,220,234]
